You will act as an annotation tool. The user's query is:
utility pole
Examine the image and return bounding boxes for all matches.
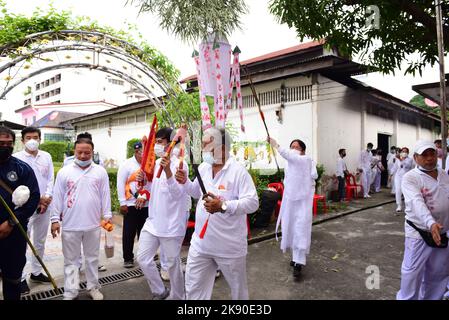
[436,0,448,169]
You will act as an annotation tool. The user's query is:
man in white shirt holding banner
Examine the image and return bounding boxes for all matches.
[175,127,259,300]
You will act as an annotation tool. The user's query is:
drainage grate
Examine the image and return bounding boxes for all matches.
[21,257,187,301]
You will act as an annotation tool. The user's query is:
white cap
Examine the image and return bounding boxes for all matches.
[413,140,436,155]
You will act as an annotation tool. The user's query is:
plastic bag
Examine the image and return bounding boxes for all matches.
[104,231,114,258]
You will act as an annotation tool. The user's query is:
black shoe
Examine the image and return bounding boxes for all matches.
[290,261,295,267]
[124,260,134,268]
[30,273,51,283]
[293,264,302,278]
[20,280,30,295]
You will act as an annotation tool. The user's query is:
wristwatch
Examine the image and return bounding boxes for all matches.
[220,201,227,213]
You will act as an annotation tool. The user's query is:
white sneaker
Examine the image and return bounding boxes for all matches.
[89,288,104,300]
[160,269,170,281]
[396,206,402,212]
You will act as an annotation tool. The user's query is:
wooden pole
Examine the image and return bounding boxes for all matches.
[436,0,448,169]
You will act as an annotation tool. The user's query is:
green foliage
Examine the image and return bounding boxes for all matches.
[248,168,284,200]
[409,94,447,120]
[40,141,68,162]
[127,0,248,44]
[127,138,141,159]
[269,0,446,76]
[315,163,325,194]
[0,3,180,86]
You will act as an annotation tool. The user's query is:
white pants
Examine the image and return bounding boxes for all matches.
[395,175,404,207]
[62,228,101,299]
[361,168,371,197]
[137,229,185,300]
[185,246,248,300]
[22,210,50,280]
[397,237,449,300]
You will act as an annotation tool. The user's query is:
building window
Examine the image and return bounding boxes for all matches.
[45,80,49,87]
[36,83,40,90]
[55,74,61,82]
[55,87,61,95]
[44,133,65,142]
[24,118,28,125]
[50,77,55,85]
[32,116,36,123]
[36,95,40,102]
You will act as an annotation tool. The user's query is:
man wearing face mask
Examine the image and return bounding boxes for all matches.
[336,148,349,202]
[50,138,112,300]
[0,127,40,300]
[137,127,189,300]
[391,147,414,213]
[359,143,374,198]
[63,132,104,167]
[387,146,397,193]
[13,127,54,294]
[397,140,449,300]
[174,127,259,300]
[117,141,150,268]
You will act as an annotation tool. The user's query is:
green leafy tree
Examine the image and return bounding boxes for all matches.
[269,0,447,75]
[127,0,248,43]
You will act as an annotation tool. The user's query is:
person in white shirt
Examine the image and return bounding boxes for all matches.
[174,127,259,300]
[136,127,190,300]
[13,127,54,294]
[50,138,112,300]
[267,137,314,278]
[387,146,398,194]
[371,149,385,193]
[336,148,349,202]
[359,143,374,198]
[391,147,414,212]
[117,141,150,268]
[396,140,449,300]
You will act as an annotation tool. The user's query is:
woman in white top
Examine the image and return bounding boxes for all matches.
[391,147,414,212]
[268,137,314,279]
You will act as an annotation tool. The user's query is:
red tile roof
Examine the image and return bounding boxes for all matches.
[181,40,324,83]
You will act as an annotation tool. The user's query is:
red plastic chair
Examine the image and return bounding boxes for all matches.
[268,182,284,217]
[313,194,327,216]
[345,173,363,200]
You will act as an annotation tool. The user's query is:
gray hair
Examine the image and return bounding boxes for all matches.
[203,127,232,150]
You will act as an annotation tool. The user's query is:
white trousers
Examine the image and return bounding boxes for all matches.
[62,228,101,299]
[185,246,248,300]
[395,175,404,207]
[361,168,371,197]
[137,229,185,300]
[22,210,50,280]
[397,237,449,300]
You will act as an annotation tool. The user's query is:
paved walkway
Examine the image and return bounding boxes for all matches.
[0,189,396,299]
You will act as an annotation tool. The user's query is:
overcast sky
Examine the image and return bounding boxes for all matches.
[1,0,446,119]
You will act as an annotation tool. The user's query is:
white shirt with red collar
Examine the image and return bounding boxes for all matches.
[182,157,259,258]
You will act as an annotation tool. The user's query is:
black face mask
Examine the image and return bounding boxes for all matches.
[0,146,13,162]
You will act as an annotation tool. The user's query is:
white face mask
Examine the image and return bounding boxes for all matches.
[25,139,39,152]
[202,151,215,165]
[400,152,408,158]
[376,155,382,160]
[154,144,165,158]
[75,158,92,167]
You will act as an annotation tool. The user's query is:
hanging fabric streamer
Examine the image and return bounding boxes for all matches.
[193,51,212,130]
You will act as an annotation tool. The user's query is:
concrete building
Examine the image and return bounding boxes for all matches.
[67,41,441,186]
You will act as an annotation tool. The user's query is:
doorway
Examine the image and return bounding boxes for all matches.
[377,133,390,186]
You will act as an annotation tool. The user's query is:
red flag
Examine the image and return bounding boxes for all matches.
[140,115,158,185]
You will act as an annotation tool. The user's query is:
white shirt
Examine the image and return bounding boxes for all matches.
[143,156,190,237]
[336,157,347,178]
[402,168,449,238]
[391,157,414,179]
[183,157,259,258]
[279,147,313,200]
[13,150,54,197]
[117,156,151,207]
[359,149,373,169]
[50,163,112,231]
[387,153,397,173]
